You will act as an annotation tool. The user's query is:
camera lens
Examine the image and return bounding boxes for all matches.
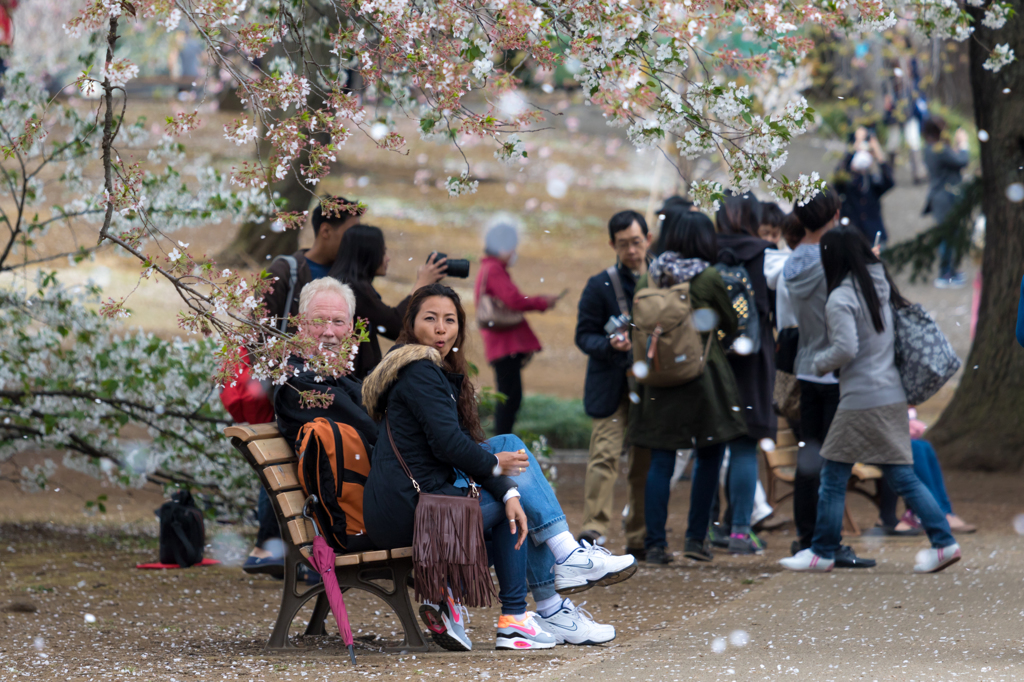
[427,252,471,279]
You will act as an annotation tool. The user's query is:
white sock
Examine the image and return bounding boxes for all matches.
[547,531,581,564]
[535,595,563,618]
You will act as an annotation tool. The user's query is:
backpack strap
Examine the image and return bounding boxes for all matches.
[271,255,299,333]
[606,265,630,316]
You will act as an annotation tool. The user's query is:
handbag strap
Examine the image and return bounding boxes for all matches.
[385,414,478,497]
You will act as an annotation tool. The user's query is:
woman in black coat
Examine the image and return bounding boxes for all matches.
[328,225,446,379]
[712,193,778,554]
[362,284,636,650]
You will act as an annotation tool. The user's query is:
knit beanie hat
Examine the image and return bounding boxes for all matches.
[484,221,519,256]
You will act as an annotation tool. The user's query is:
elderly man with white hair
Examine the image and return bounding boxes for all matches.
[274,277,378,449]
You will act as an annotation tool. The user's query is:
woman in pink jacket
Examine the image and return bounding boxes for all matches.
[476,222,561,434]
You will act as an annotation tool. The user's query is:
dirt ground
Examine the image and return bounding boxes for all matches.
[2,457,1022,681]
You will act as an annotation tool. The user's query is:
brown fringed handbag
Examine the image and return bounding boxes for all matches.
[386,416,494,607]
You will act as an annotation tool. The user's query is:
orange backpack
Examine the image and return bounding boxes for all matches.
[296,417,371,551]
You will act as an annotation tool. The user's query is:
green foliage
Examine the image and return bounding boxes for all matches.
[480,394,592,449]
[884,177,981,282]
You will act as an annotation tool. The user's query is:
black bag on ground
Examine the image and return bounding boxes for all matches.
[157,490,206,567]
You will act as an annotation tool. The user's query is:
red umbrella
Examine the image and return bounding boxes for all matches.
[303,495,356,664]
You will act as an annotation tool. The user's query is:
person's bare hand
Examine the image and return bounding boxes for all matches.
[954,127,969,150]
[414,253,447,291]
[871,245,882,257]
[610,334,632,352]
[854,126,868,144]
[495,449,529,476]
[505,497,528,550]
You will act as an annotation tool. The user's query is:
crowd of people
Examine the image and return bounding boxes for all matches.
[223,173,978,652]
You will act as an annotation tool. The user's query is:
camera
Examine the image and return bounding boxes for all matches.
[604,313,631,340]
[428,252,471,279]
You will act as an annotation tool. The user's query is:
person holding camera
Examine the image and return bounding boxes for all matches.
[328,225,449,380]
[476,221,562,435]
[574,210,653,555]
[834,126,895,247]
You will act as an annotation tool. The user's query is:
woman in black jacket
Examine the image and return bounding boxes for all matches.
[362,284,636,651]
[712,193,778,555]
[328,225,446,379]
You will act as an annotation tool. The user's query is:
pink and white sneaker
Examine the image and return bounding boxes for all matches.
[779,548,835,572]
[913,543,961,573]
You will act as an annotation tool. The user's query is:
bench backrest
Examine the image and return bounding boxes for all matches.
[224,423,411,567]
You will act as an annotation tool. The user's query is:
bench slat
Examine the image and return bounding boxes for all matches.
[391,547,413,559]
[775,430,798,448]
[775,465,796,483]
[287,518,316,545]
[852,463,883,480]
[764,446,797,470]
[299,546,362,566]
[361,550,390,563]
[224,423,281,443]
[276,491,307,518]
[251,438,297,465]
[264,463,300,491]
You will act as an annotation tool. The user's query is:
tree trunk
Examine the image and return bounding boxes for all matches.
[927,2,1024,470]
[215,9,335,268]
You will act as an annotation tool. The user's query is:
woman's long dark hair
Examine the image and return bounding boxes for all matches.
[820,226,909,333]
[328,224,386,284]
[655,210,717,262]
[396,283,485,442]
[716,192,762,237]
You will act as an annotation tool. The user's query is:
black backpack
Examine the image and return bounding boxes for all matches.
[157,490,206,568]
[714,256,761,354]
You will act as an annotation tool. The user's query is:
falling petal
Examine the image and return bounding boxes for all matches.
[732,336,755,355]
[1006,183,1024,203]
[729,630,749,647]
[84,614,96,623]
[632,361,650,380]
[628,391,640,404]
[711,636,727,653]
[978,130,990,142]
[759,438,776,452]
[693,308,719,332]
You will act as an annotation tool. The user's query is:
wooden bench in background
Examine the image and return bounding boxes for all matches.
[225,423,428,653]
[760,418,884,536]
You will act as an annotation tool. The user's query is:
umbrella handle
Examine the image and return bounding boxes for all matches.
[302,494,324,538]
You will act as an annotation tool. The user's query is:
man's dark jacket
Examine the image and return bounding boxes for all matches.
[274,355,378,449]
[575,263,637,419]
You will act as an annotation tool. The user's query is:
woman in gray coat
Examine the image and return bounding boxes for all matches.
[780,226,961,574]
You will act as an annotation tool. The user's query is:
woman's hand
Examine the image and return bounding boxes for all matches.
[505,496,528,550]
[495,449,530,476]
[954,127,969,151]
[413,252,448,291]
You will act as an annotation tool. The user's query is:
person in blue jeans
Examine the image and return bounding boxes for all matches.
[628,211,749,564]
[780,226,961,574]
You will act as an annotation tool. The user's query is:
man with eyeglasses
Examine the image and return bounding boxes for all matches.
[574,210,653,559]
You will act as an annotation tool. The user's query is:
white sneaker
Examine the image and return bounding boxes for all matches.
[554,541,638,595]
[914,543,961,573]
[779,548,834,572]
[536,600,615,645]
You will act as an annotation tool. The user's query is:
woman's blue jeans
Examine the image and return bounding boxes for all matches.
[467,435,568,603]
[812,459,957,560]
[478,488,528,616]
[911,440,953,516]
[717,437,759,536]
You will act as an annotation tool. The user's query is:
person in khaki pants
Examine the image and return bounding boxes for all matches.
[574,210,653,558]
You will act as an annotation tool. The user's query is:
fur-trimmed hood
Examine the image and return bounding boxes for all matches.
[362,344,444,421]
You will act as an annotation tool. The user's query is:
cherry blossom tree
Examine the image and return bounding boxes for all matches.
[0,0,1016,506]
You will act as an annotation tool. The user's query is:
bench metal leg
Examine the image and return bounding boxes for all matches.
[266,547,323,651]
[303,593,331,637]
[335,559,429,653]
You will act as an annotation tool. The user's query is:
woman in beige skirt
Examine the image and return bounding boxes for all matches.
[780,225,961,574]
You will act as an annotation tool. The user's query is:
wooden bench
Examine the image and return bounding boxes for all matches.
[225,423,428,653]
[760,418,883,536]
